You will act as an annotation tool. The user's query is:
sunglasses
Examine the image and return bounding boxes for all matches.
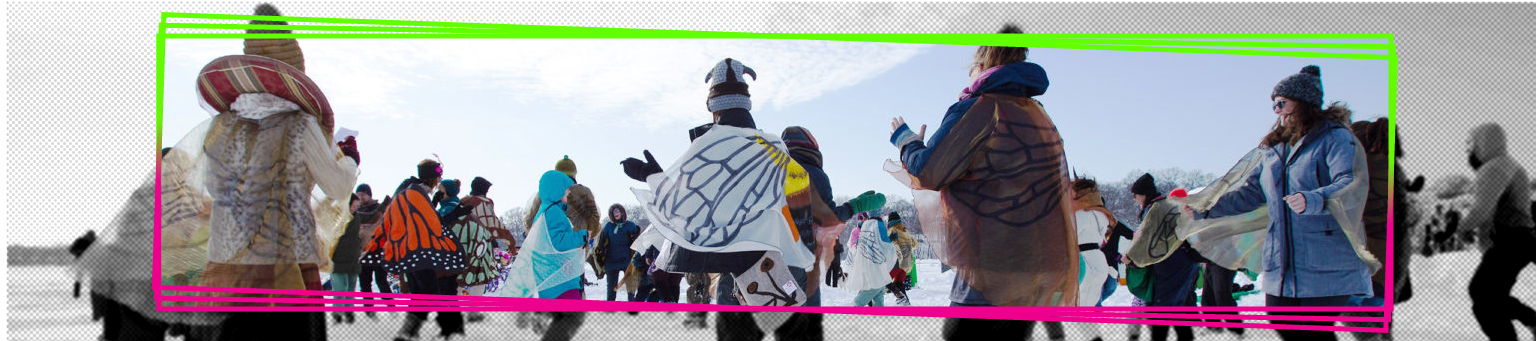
[1273,98,1288,112]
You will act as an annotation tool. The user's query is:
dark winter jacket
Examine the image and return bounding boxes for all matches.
[1133,196,1207,306]
[331,199,382,274]
[601,217,641,271]
[1101,220,1135,272]
[632,246,660,286]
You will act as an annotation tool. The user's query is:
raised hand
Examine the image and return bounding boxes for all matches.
[620,150,663,182]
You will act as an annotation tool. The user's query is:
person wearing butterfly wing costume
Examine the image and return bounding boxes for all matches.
[883,24,1079,340]
[715,126,885,339]
[360,159,468,341]
[1184,65,1376,341]
[624,59,879,339]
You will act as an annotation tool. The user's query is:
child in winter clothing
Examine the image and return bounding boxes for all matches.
[505,170,589,300]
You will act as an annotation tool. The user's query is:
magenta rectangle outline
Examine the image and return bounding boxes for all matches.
[155,293,1390,322]
[149,20,1396,334]
[153,304,1386,333]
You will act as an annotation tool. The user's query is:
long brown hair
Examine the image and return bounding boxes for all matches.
[1262,101,1353,147]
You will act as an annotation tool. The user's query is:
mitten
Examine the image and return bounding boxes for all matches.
[620,150,663,182]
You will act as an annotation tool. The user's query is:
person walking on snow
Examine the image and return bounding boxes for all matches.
[1460,123,1536,340]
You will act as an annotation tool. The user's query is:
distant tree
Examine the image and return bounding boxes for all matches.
[1097,168,1220,228]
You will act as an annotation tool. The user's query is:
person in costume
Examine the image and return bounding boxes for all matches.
[844,214,898,307]
[504,170,592,341]
[191,47,358,307]
[527,156,602,292]
[329,184,383,324]
[884,24,1078,339]
[155,5,350,340]
[435,179,463,219]
[1185,65,1374,341]
[599,205,642,301]
[714,126,885,340]
[503,170,589,299]
[1456,123,1536,340]
[1125,174,1201,341]
[886,212,919,306]
[1066,178,1117,341]
[1070,178,1116,307]
[360,159,468,341]
[448,177,517,299]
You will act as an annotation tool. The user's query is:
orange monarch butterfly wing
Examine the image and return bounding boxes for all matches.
[360,186,468,275]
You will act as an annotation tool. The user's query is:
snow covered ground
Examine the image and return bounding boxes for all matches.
[12,252,1534,340]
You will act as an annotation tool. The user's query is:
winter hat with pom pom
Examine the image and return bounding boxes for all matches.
[243,4,306,72]
[555,155,577,179]
[1272,65,1324,109]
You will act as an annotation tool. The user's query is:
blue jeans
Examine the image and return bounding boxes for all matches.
[605,269,634,301]
[852,288,886,307]
[329,273,358,307]
[1098,276,1118,306]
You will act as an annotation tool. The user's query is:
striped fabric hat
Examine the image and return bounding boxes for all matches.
[781,126,822,168]
[705,58,757,113]
[196,54,334,135]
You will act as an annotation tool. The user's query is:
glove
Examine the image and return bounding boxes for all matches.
[621,150,663,182]
[890,268,907,283]
[338,136,360,165]
[848,190,886,214]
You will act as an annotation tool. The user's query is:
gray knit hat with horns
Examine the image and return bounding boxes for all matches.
[1272,65,1324,109]
[705,58,757,113]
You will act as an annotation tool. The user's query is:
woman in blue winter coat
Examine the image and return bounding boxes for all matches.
[599,205,641,302]
[1189,65,1371,341]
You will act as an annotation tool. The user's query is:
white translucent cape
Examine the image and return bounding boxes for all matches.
[629,126,815,270]
[499,209,587,298]
[158,115,353,276]
[1127,144,1381,274]
[841,219,899,292]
